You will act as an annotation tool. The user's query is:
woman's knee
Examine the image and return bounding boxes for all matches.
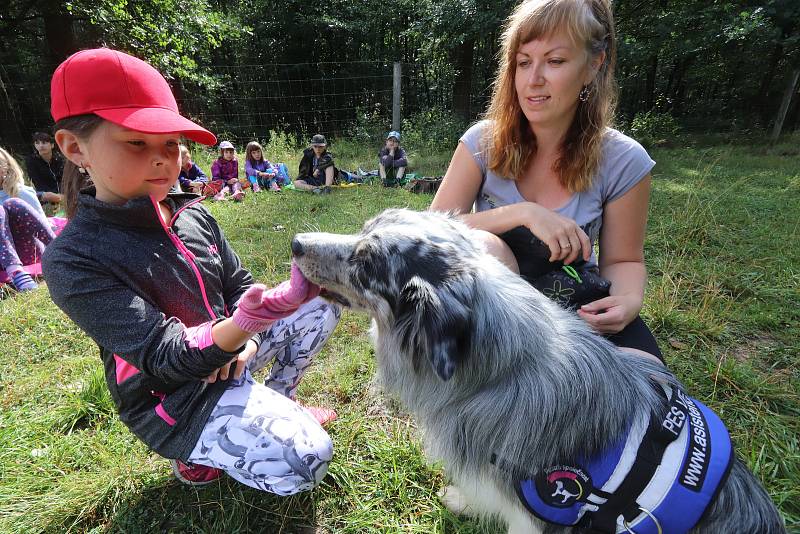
[619,346,664,366]
[476,230,519,273]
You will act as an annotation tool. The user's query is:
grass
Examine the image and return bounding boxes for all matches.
[0,137,798,533]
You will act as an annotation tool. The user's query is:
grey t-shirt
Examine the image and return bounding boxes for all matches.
[460,120,655,266]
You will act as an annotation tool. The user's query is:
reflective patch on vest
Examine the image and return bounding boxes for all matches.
[535,465,591,508]
[515,388,733,533]
[623,391,733,534]
[517,420,638,525]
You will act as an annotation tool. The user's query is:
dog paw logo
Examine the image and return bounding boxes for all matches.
[542,280,575,306]
[536,465,591,508]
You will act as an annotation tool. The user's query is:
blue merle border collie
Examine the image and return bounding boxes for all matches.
[292,208,784,534]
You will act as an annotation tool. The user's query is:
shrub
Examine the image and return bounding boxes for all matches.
[626,111,680,147]
[401,107,468,152]
[263,129,301,161]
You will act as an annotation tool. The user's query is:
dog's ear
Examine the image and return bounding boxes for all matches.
[396,275,473,381]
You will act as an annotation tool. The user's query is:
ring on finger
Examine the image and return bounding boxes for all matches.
[560,242,571,249]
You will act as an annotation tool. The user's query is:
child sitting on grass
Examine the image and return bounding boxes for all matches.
[210,141,244,201]
[378,130,407,187]
[44,48,340,492]
[0,146,56,292]
[244,141,281,192]
[294,134,336,194]
[177,144,208,194]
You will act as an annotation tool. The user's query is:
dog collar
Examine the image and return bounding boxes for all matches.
[514,385,734,533]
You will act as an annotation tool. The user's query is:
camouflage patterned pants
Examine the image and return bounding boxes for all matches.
[186,298,340,494]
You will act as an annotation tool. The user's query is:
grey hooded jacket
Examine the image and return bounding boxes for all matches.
[43,189,258,460]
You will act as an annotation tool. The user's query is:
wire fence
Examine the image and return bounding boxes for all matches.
[0,60,471,155]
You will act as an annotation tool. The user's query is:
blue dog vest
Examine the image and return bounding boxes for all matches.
[515,386,733,533]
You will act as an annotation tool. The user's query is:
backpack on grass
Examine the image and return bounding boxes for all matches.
[405,176,443,194]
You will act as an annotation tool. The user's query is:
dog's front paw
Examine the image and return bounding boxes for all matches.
[438,485,474,517]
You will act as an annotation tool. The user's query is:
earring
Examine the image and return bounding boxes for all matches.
[78,163,88,175]
[579,85,591,102]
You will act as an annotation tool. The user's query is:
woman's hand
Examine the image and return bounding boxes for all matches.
[520,203,591,264]
[205,339,257,383]
[576,294,641,334]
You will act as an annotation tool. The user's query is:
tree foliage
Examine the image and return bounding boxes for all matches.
[1,0,798,149]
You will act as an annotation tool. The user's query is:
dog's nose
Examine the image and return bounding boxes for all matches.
[291,237,304,257]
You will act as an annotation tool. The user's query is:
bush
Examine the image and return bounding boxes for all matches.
[401,107,468,152]
[263,129,301,161]
[352,108,391,145]
[626,111,680,147]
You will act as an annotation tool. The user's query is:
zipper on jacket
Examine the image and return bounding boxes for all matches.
[150,196,217,320]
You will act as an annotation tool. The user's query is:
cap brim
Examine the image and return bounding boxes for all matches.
[95,107,217,145]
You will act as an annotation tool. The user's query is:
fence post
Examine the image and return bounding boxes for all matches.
[392,62,401,131]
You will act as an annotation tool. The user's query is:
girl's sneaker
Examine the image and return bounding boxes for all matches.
[269,181,281,192]
[10,270,37,292]
[170,459,223,486]
[299,404,338,426]
[252,183,261,193]
[231,190,245,202]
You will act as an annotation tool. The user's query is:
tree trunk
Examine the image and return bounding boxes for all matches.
[41,0,77,64]
[670,57,693,116]
[452,38,475,119]
[786,90,800,132]
[645,53,658,110]
[0,66,24,149]
[421,61,431,108]
[771,66,800,141]
[757,43,783,122]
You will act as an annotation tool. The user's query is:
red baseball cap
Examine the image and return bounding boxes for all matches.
[51,48,216,146]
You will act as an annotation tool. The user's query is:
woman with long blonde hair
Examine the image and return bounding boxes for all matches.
[431,0,661,361]
[0,146,56,291]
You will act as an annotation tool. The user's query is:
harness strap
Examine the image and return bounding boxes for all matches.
[585,387,687,532]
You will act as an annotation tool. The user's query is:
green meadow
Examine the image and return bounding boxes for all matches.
[1,136,798,532]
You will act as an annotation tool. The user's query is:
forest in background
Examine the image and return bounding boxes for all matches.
[0,0,798,151]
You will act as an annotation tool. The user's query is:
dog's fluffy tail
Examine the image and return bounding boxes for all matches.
[692,458,786,533]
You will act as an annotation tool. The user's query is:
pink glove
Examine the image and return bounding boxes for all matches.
[232,263,320,333]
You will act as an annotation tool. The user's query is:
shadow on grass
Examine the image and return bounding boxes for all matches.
[105,476,321,533]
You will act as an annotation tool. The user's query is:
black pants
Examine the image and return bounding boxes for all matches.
[501,226,663,362]
[605,315,663,362]
[298,174,324,187]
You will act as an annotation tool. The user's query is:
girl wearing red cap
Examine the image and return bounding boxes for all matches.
[43,48,340,492]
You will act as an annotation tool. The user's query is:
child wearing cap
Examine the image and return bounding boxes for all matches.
[177,144,208,194]
[294,134,336,194]
[210,141,244,201]
[378,131,407,187]
[43,48,340,493]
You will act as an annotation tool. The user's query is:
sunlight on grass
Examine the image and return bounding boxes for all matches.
[1,142,798,532]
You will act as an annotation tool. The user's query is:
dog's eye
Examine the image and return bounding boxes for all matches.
[349,242,389,289]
